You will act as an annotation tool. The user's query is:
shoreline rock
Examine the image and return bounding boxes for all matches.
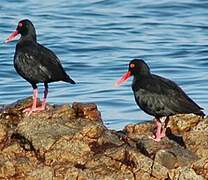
[0,98,207,179]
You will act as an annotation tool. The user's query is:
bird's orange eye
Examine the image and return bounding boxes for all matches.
[130,63,135,68]
[18,22,23,27]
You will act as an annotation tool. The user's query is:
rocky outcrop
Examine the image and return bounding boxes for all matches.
[0,97,207,179]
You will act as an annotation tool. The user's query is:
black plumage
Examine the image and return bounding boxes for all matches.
[5,19,75,115]
[14,39,75,86]
[130,60,204,117]
[116,59,204,141]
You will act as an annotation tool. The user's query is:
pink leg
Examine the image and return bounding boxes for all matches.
[160,116,169,138]
[23,88,39,116]
[32,89,38,109]
[160,127,166,138]
[40,85,48,109]
[23,84,48,116]
[153,120,163,142]
[29,86,47,112]
[150,118,167,142]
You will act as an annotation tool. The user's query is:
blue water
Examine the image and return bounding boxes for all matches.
[0,0,208,130]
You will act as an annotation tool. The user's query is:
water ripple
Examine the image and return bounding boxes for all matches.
[0,0,208,130]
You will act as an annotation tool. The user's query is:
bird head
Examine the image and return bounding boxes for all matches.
[114,59,150,86]
[5,19,36,43]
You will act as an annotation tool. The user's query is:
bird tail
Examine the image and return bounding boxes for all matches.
[195,110,205,117]
[64,75,76,84]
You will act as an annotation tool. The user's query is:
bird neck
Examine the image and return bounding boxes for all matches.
[20,31,37,43]
[134,72,150,80]
[132,74,151,92]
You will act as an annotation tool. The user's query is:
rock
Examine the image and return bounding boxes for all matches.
[0,97,34,128]
[136,136,199,169]
[0,159,16,178]
[84,145,169,179]
[26,166,54,180]
[168,114,203,134]
[184,131,208,159]
[192,158,208,179]
[0,97,207,179]
[124,114,203,140]
[183,118,208,159]
[169,167,204,180]
[124,121,153,139]
[72,102,102,121]
[154,150,177,169]
[0,124,7,144]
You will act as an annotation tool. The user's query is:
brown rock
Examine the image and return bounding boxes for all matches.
[84,145,169,179]
[154,150,177,169]
[168,114,203,134]
[72,102,102,121]
[0,124,7,144]
[0,98,207,179]
[183,118,208,158]
[26,166,54,180]
[184,131,208,158]
[136,137,199,169]
[0,159,16,178]
[124,121,153,139]
[169,167,204,180]
[192,158,208,179]
[0,97,34,127]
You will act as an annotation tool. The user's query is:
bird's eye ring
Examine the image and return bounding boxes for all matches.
[130,63,135,68]
[18,23,23,27]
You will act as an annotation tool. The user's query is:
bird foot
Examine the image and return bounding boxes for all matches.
[148,134,163,142]
[23,106,46,116]
[160,131,166,138]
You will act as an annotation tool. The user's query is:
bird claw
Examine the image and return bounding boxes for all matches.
[23,106,45,116]
[148,135,162,142]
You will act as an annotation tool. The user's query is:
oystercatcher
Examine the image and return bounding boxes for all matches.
[5,19,76,116]
[115,59,204,141]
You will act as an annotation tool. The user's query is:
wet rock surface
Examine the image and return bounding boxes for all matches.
[0,98,207,179]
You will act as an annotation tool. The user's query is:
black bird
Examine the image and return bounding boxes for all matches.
[5,19,75,116]
[115,59,204,141]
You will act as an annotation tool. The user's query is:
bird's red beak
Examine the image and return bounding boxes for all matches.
[114,71,131,87]
[4,30,19,43]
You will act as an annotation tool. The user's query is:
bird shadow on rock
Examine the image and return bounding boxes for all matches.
[11,133,45,162]
[165,127,186,148]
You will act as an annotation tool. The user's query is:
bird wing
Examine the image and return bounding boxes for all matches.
[153,75,203,110]
[134,75,203,116]
[15,41,68,83]
[36,43,68,80]
[14,49,51,83]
